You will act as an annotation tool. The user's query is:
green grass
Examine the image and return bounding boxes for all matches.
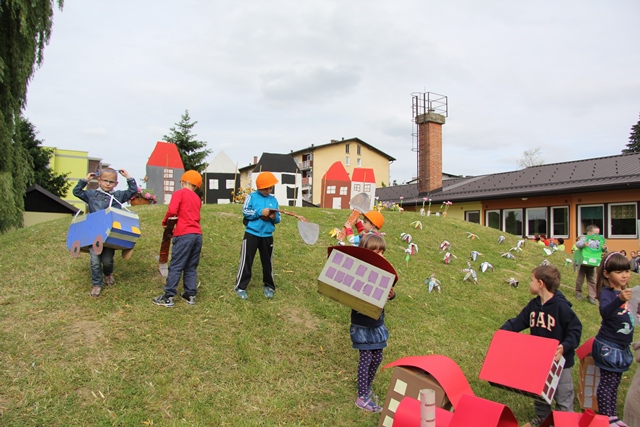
[0,204,637,426]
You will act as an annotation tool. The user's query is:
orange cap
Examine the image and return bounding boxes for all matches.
[364,210,384,229]
[256,172,279,189]
[181,170,202,189]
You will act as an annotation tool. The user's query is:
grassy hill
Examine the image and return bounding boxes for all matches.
[0,204,637,426]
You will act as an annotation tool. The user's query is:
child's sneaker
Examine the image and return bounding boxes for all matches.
[235,289,248,300]
[152,295,174,307]
[263,286,274,299]
[355,396,382,413]
[527,416,544,427]
[104,274,115,286]
[90,286,101,297]
[181,292,196,305]
[608,417,628,427]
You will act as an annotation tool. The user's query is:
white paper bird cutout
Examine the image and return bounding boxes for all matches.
[469,251,483,261]
[501,252,516,260]
[401,233,412,244]
[410,221,423,230]
[439,240,451,252]
[497,236,506,244]
[480,262,494,273]
[425,274,441,293]
[507,278,519,288]
[462,262,478,284]
[466,232,479,240]
[443,252,457,264]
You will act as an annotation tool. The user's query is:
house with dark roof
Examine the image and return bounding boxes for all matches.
[237,153,302,207]
[376,110,640,252]
[24,184,79,226]
[146,141,185,204]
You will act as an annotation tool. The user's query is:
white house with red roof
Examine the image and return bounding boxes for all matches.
[146,141,185,204]
[320,161,352,209]
[351,167,376,210]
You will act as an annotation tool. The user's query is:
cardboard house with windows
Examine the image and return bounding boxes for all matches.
[203,151,239,204]
[251,153,302,207]
[146,141,184,205]
[351,167,376,211]
[320,161,351,209]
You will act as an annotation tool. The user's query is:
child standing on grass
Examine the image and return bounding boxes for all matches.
[234,172,281,300]
[592,252,634,427]
[72,168,138,297]
[500,265,582,426]
[344,210,384,246]
[153,171,203,307]
[352,234,396,413]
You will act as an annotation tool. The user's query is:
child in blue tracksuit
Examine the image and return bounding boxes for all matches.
[72,168,138,297]
[234,172,281,300]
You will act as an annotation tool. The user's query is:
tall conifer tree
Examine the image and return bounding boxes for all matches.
[163,110,211,173]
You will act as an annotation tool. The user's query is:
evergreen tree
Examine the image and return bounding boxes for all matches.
[0,0,64,233]
[622,113,640,154]
[17,116,70,197]
[163,110,211,173]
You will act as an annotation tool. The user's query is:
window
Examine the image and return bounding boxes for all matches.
[466,211,480,224]
[364,184,371,192]
[551,206,569,237]
[339,187,348,195]
[526,208,547,236]
[209,179,218,190]
[345,157,350,166]
[609,203,637,237]
[578,205,604,236]
[357,158,362,167]
[163,168,173,178]
[486,210,500,230]
[226,179,235,189]
[345,144,350,154]
[503,209,523,236]
[357,145,361,155]
[353,184,361,192]
[327,186,336,194]
[164,180,175,192]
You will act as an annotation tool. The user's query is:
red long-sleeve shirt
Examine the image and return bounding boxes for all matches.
[162,188,202,236]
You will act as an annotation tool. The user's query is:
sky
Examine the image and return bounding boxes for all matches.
[23,0,640,191]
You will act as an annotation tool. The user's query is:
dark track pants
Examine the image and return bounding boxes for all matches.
[235,232,275,291]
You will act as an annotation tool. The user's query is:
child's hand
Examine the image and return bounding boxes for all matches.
[344,221,352,229]
[387,288,395,300]
[554,344,564,362]
[86,173,96,181]
[119,169,130,179]
[261,208,271,217]
[619,288,633,302]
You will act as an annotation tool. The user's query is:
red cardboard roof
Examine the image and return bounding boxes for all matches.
[576,337,595,360]
[393,393,518,427]
[382,355,473,408]
[479,330,559,395]
[539,409,609,427]
[323,161,350,182]
[351,167,376,183]
[147,141,184,168]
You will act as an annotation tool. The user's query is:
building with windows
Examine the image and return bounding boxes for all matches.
[47,147,103,210]
[289,137,395,206]
[146,141,184,204]
[375,111,640,252]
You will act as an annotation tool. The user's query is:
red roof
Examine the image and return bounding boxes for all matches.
[323,161,350,182]
[147,141,184,168]
[351,167,376,183]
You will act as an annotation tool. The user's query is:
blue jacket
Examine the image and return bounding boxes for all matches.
[242,191,281,237]
[596,287,634,347]
[73,178,138,213]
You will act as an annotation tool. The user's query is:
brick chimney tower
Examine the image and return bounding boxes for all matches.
[412,92,447,195]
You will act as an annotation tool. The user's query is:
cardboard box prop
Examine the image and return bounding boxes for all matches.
[318,246,398,319]
[66,207,141,257]
[392,393,518,427]
[534,409,609,427]
[479,330,565,405]
[576,337,599,411]
[379,355,473,427]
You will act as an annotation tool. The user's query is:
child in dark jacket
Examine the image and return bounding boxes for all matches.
[501,265,582,426]
[72,168,138,297]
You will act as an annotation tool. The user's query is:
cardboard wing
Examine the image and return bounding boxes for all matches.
[479,330,564,405]
[318,246,398,319]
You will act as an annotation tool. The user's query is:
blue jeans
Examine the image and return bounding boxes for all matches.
[89,247,114,287]
[164,234,202,297]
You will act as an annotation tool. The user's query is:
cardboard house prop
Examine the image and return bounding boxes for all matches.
[392,392,519,427]
[379,355,473,427]
[203,151,239,204]
[576,337,599,411]
[251,153,302,207]
[317,246,398,319]
[534,410,609,427]
[479,330,565,405]
[320,161,351,209]
[351,167,376,210]
[66,207,141,257]
[146,141,185,204]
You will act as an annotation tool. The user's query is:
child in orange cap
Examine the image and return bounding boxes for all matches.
[153,170,203,307]
[344,210,384,246]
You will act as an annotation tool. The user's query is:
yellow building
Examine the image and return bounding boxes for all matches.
[289,138,395,206]
[47,148,102,210]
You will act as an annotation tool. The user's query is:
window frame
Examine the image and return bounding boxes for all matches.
[550,206,569,238]
[503,208,523,236]
[485,210,501,230]
[465,210,480,224]
[608,202,638,238]
[577,204,604,237]
[525,207,547,237]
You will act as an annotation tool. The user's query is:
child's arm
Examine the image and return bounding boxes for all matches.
[499,306,530,332]
[72,173,94,203]
[242,194,261,221]
[162,191,182,226]
[114,169,138,203]
[559,312,582,362]
[599,289,632,318]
